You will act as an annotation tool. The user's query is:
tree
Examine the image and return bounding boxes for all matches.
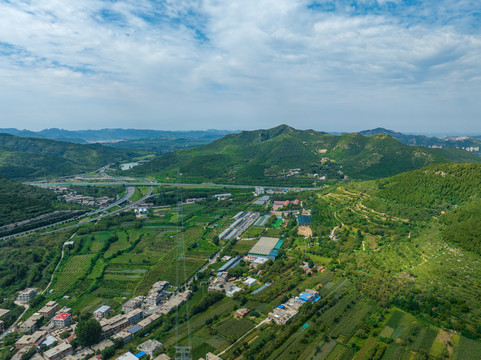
[76,318,101,346]
[213,236,220,246]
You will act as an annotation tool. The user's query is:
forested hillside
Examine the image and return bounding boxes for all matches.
[377,163,481,208]
[132,125,480,185]
[0,177,74,227]
[0,134,138,180]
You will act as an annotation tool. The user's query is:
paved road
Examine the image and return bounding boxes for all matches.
[0,304,29,340]
[29,180,321,192]
[0,186,141,241]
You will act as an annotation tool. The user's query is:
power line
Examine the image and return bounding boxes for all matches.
[175,169,192,360]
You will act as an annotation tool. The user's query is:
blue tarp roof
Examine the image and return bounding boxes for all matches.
[135,351,146,358]
[299,293,313,302]
[277,304,285,309]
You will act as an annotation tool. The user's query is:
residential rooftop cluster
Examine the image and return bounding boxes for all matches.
[10,280,189,360]
[268,289,321,325]
[47,186,113,207]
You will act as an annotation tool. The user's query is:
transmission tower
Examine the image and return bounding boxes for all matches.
[175,169,192,360]
[175,346,192,360]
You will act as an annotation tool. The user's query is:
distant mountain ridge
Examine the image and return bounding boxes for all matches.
[0,128,234,144]
[131,125,481,186]
[359,128,481,152]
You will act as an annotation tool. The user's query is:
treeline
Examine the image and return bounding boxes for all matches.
[150,187,252,207]
[77,212,140,234]
[190,292,224,316]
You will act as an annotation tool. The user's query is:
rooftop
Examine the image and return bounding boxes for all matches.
[117,352,138,360]
[248,237,282,256]
[54,313,71,321]
[297,215,311,226]
[44,342,72,358]
[95,305,111,313]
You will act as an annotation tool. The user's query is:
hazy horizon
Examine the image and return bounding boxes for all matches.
[1,125,480,139]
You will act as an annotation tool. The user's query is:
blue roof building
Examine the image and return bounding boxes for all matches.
[297,215,311,226]
[128,325,143,335]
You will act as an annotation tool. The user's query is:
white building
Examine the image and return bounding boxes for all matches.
[94,305,111,319]
[17,288,37,303]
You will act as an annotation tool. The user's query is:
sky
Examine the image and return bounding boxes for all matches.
[0,0,480,134]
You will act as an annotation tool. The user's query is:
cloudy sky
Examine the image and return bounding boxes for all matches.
[0,0,480,134]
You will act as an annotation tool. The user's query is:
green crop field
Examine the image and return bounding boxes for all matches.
[52,254,94,293]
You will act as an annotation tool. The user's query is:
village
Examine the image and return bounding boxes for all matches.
[1,189,322,360]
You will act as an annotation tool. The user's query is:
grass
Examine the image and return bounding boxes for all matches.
[215,317,255,341]
[104,231,130,257]
[231,239,257,254]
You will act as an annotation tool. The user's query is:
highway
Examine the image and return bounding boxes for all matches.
[9,171,322,242]
[28,180,322,192]
[0,186,149,241]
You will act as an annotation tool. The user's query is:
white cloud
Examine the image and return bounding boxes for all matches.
[0,0,480,132]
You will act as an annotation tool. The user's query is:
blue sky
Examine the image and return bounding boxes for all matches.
[0,0,480,134]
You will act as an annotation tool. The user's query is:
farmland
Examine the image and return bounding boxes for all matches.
[52,254,94,294]
[3,165,481,360]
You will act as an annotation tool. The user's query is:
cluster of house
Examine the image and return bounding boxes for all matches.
[122,281,172,314]
[208,255,263,297]
[47,186,113,207]
[272,199,300,211]
[116,350,222,360]
[13,299,76,360]
[299,262,326,275]
[16,291,74,335]
[268,289,321,325]
[115,339,165,360]
[134,206,150,218]
[208,256,243,297]
[11,281,191,360]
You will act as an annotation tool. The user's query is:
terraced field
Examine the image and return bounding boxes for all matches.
[52,254,94,293]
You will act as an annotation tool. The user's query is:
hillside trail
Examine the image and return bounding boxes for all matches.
[42,232,76,295]
[217,317,271,356]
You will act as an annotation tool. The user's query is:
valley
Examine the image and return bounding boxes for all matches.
[1,127,481,360]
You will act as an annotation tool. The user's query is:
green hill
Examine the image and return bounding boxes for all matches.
[0,133,138,180]
[0,177,76,228]
[376,163,481,208]
[366,163,481,255]
[132,125,481,185]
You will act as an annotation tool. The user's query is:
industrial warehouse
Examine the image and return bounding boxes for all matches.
[247,237,283,262]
